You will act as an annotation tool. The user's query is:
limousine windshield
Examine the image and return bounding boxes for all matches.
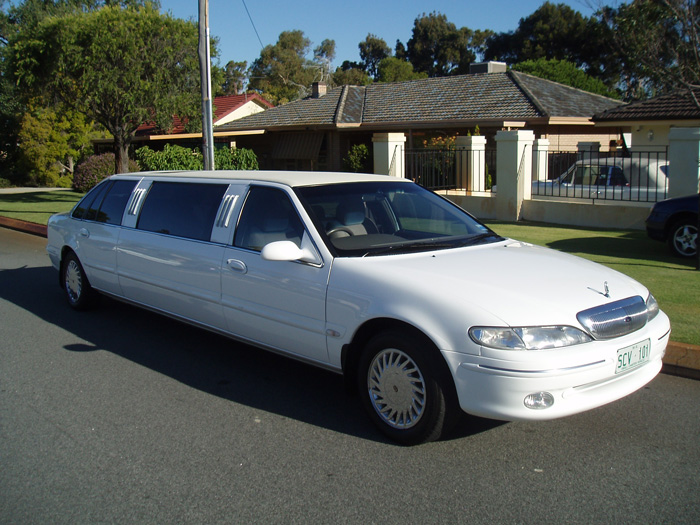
[297,181,500,256]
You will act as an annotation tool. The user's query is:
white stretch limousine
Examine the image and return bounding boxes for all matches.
[47,171,671,444]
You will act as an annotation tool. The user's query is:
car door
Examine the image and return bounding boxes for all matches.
[221,185,331,364]
[117,180,229,330]
[72,179,137,296]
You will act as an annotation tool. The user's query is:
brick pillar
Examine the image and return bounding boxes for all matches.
[668,127,700,198]
[533,138,550,182]
[372,133,406,177]
[495,130,534,222]
[455,135,487,191]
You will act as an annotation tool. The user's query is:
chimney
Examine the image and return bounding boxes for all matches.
[312,82,327,98]
[469,61,507,74]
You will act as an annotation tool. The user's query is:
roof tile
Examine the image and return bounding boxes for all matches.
[217,71,622,131]
[594,88,700,121]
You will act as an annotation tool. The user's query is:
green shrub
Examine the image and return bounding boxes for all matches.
[343,144,370,172]
[0,177,12,189]
[73,153,138,192]
[136,144,202,171]
[136,144,259,171]
[214,147,259,170]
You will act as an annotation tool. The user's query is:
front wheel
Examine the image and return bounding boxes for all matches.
[668,220,697,258]
[358,331,455,445]
[61,252,96,310]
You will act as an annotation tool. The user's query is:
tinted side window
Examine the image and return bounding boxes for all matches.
[72,180,109,219]
[234,187,304,251]
[137,182,228,241]
[98,180,138,224]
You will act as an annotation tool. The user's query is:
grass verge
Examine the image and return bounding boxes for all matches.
[0,191,696,345]
[485,220,699,346]
[0,190,84,225]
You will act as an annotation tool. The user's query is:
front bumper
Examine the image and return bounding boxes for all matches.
[442,312,671,421]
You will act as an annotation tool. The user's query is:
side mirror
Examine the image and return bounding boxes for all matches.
[261,240,320,265]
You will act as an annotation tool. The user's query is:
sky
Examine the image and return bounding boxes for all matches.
[163,0,599,68]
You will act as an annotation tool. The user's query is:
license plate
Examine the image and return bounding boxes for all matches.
[615,339,651,374]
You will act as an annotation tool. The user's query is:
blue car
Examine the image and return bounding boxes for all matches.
[646,193,699,257]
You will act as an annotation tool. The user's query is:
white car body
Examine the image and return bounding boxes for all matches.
[47,170,671,444]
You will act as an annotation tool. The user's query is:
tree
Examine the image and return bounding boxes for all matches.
[598,0,700,102]
[484,2,613,84]
[16,102,95,186]
[359,34,391,79]
[406,12,492,77]
[332,64,372,86]
[376,57,427,83]
[248,30,314,104]
[513,58,620,98]
[218,60,248,96]
[313,38,336,85]
[8,2,202,174]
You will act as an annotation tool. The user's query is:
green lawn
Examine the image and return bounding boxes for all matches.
[0,190,84,225]
[484,220,699,346]
[0,190,697,344]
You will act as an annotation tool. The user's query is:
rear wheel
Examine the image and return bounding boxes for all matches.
[668,220,697,258]
[358,330,455,445]
[61,252,96,310]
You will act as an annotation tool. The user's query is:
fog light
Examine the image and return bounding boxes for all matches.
[524,392,554,410]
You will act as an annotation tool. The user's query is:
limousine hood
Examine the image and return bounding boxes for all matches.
[329,239,648,330]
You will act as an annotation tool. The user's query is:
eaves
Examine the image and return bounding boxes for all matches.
[594,118,700,127]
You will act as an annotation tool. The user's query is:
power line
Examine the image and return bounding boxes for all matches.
[241,0,264,50]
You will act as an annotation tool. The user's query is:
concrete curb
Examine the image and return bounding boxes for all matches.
[0,216,48,237]
[663,341,700,380]
[1,217,699,380]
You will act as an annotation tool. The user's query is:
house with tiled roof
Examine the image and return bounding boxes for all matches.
[135,92,273,140]
[93,93,273,154]
[594,88,700,152]
[217,64,624,171]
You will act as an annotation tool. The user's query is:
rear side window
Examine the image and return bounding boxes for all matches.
[72,180,136,224]
[137,182,228,241]
[94,180,137,224]
[72,180,109,220]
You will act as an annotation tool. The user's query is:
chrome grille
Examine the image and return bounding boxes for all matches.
[577,296,648,340]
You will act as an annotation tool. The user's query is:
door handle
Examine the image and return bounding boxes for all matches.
[226,259,247,274]
[79,228,90,238]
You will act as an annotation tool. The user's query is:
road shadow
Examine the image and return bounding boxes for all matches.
[0,264,503,445]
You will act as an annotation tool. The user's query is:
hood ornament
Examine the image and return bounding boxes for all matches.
[588,281,610,298]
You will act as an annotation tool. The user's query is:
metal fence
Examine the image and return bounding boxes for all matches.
[533,149,669,203]
[405,146,668,203]
[405,148,497,192]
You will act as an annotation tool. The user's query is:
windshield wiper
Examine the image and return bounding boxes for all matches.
[456,232,503,247]
[364,234,502,257]
[364,241,456,257]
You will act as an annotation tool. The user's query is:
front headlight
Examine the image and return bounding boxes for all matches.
[469,326,593,350]
[646,293,660,321]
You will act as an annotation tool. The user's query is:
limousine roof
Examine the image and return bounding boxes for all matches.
[112,170,406,188]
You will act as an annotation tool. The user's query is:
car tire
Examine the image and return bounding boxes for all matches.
[61,252,97,310]
[358,330,455,445]
[668,220,697,258]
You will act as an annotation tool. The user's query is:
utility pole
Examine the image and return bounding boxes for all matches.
[198,0,215,170]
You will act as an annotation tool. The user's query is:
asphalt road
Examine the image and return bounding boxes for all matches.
[1,227,699,524]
